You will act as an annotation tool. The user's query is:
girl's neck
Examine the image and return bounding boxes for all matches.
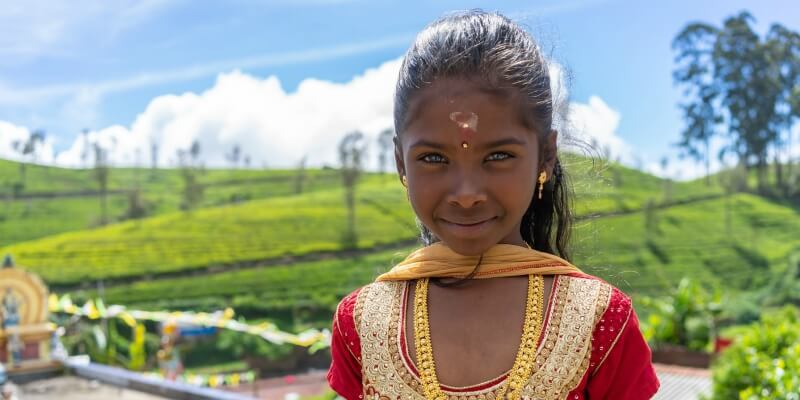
[496,231,528,248]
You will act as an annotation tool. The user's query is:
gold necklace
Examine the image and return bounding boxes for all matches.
[413,274,545,400]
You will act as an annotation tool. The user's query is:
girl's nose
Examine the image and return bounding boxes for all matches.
[446,173,487,209]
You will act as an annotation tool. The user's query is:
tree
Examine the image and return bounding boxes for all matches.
[377,128,394,177]
[339,131,366,248]
[673,11,800,192]
[226,145,241,169]
[294,156,308,195]
[150,141,159,171]
[660,156,673,202]
[11,129,45,191]
[643,198,658,240]
[93,143,110,225]
[80,129,90,168]
[766,24,800,192]
[177,148,204,211]
[673,21,723,187]
[124,188,148,220]
[126,146,148,221]
[189,140,202,167]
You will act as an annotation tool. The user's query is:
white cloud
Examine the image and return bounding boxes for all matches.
[644,125,800,181]
[2,58,401,170]
[645,156,710,181]
[562,96,633,164]
[548,61,634,167]
[0,121,57,165]
[0,33,412,141]
[1,57,643,178]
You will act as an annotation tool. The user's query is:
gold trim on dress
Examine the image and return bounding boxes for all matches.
[521,277,612,399]
[409,275,545,400]
[356,276,612,400]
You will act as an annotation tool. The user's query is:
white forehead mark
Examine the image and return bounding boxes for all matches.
[449,111,479,149]
[449,111,479,131]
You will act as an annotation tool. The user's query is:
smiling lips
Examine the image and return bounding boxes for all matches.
[440,216,497,237]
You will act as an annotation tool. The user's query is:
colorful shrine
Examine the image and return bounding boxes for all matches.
[0,254,56,373]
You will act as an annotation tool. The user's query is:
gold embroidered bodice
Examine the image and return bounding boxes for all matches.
[354,275,613,400]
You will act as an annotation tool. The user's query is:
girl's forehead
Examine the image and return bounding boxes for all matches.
[412,78,517,106]
[405,79,528,133]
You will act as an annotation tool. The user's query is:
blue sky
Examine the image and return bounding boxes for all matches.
[0,0,797,178]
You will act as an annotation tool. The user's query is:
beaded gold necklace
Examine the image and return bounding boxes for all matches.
[413,274,545,400]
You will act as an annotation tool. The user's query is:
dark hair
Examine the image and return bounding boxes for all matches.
[394,10,574,263]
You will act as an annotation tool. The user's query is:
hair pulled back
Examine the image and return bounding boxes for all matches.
[394,10,574,261]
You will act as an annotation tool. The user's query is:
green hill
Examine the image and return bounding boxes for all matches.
[575,192,800,294]
[60,192,799,326]
[3,154,796,324]
[1,177,416,286]
[0,158,344,247]
[1,153,724,285]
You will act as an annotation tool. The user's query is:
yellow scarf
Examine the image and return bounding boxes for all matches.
[376,242,582,281]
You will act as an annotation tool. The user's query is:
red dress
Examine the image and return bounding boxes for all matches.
[327,273,660,399]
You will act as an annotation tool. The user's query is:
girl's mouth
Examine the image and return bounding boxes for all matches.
[440,216,498,237]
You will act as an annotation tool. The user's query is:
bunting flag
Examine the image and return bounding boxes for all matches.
[48,294,330,347]
[144,370,258,388]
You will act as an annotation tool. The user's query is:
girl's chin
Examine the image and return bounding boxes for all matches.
[435,238,500,257]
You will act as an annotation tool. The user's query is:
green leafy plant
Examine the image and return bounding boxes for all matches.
[639,277,722,352]
[709,306,800,399]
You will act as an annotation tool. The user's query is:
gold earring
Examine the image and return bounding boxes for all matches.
[537,171,547,199]
[401,176,408,187]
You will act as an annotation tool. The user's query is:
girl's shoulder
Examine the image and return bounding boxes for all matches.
[560,271,634,314]
[335,280,397,311]
[553,272,639,374]
[331,281,405,369]
[558,272,659,397]
[333,281,399,328]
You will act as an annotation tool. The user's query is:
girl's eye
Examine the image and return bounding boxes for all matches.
[420,153,447,163]
[419,152,512,163]
[485,152,513,161]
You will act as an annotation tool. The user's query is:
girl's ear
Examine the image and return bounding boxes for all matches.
[394,137,407,182]
[541,129,559,178]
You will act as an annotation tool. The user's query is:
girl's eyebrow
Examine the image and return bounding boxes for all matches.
[409,137,526,150]
[409,139,446,150]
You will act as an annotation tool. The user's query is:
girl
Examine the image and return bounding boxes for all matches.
[327,10,659,400]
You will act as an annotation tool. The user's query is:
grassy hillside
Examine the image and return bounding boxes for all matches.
[1,154,725,285]
[574,192,800,295]
[0,159,345,246]
[4,154,794,315]
[60,192,799,325]
[0,158,337,194]
[1,178,415,286]
[74,246,415,321]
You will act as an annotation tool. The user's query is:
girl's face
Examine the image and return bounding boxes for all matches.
[396,78,557,256]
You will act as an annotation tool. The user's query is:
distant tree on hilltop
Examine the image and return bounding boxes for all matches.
[11,129,45,193]
[339,131,366,248]
[93,143,110,225]
[673,11,800,193]
[377,128,395,178]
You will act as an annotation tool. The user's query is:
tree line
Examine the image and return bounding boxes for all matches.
[5,127,399,236]
[673,11,800,195]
